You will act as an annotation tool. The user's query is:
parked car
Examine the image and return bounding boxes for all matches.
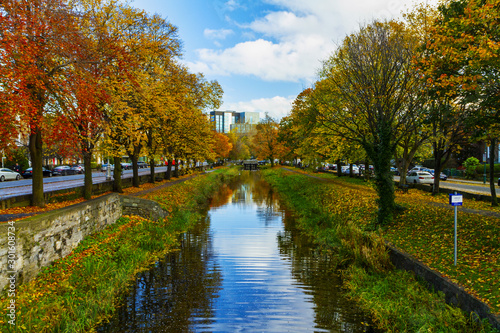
[22,167,53,178]
[0,168,22,181]
[341,165,359,174]
[407,166,426,175]
[137,161,149,168]
[428,169,447,181]
[407,171,434,184]
[121,162,132,170]
[101,164,114,172]
[70,164,84,174]
[53,165,75,176]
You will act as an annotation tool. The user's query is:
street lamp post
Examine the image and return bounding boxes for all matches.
[483,149,487,184]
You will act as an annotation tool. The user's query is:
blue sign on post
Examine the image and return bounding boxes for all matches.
[449,192,462,266]
[449,194,463,206]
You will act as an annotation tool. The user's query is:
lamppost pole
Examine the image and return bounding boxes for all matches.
[483,147,487,184]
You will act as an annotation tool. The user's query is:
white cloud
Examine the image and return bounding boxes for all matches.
[224,0,240,11]
[193,0,437,83]
[187,36,326,82]
[222,96,294,121]
[204,28,234,40]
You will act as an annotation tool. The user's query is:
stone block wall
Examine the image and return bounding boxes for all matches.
[388,245,500,331]
[120,195,169,221]
[0,194,122,291]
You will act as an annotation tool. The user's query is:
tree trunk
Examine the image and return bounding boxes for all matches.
[336,159,342,177]
[174,160,179,178]
[489,138,498,206]
[432,141,441,195]
[349,163,353,178]
[149,158,155,183]
[432,139,452,196]
[364,160,370,181]
[82,150,93,200]
[29,129,44,207]
[367,122,395,227]
[113,156,123,193]
[166,160,172,180]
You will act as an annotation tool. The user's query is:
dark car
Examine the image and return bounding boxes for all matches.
[53,165,75,176]
[22,167,53,178]
[137,161,148,168]
[121,162,132,170]
[70,164,84,174]
[428,169,447,181]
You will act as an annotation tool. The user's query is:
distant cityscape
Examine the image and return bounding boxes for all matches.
[209,111,260,134]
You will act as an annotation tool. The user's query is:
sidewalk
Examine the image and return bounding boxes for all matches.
[447,177,497,186]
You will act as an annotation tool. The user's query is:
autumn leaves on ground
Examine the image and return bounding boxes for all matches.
[0,168,239,332]
[262,167,499,332]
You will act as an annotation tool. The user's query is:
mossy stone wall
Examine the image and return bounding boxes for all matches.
[0,194,122,291]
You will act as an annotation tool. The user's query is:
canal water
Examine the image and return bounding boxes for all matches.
[97,172,381,332]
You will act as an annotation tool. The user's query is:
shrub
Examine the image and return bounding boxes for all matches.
[475,163,500,175]
[463,157,480,179]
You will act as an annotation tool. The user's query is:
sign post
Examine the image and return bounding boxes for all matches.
[449,192,463,266]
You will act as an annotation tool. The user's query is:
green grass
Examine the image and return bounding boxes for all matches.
[261,167,499,333]
[0,167,239,332]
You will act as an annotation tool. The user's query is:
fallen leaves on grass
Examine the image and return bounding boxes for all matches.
[0,192,112,222]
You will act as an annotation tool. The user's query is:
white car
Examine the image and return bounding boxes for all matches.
[407,171,434,184]
[341,165,359,174]
[0,168,22,181]
[101,164,115,172]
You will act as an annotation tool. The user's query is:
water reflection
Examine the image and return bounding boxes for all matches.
[97,171,381,332]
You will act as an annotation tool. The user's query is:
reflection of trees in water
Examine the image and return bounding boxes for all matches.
[97,215,223,333]
[255,184,283,226]
[277,216,381,333]
[238,171,284,226]
[209,184,234,208]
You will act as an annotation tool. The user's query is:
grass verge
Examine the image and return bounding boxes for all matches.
[262,167,498,332]
[0,167,239,332]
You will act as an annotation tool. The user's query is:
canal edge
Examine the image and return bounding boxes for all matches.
[387,243,500,331]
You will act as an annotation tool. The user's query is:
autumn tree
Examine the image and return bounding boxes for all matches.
[316,21,424,226]
[227,131,251,161]
[212,132,233,162]
[253,114,283,167]
[0,0,93,206]
[420,0,500,204]
[103,6,182,187]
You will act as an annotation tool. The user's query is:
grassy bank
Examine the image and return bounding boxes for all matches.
[0,167,239,332]
[262,167,498,332]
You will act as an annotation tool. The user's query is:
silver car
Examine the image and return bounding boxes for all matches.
[0,168,22,181]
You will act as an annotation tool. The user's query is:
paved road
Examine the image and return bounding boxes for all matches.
[395,176,498,196]
[0,167,168,199]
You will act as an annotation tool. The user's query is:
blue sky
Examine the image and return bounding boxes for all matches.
[131,0,436,121]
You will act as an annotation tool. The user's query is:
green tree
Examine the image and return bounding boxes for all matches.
[316,21,424,226]
[421,0,500,204]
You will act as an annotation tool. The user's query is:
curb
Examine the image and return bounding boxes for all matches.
[387,244,500,331]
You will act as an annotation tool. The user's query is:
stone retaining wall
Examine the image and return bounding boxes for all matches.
[0,193,168,292]
[120,195,169,221]
[388,245,500,330]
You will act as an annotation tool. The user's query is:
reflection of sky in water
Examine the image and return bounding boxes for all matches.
[98,175,379,333]
[205,198,326,332]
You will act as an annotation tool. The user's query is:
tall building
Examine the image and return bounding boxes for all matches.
[209,111,260,134]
